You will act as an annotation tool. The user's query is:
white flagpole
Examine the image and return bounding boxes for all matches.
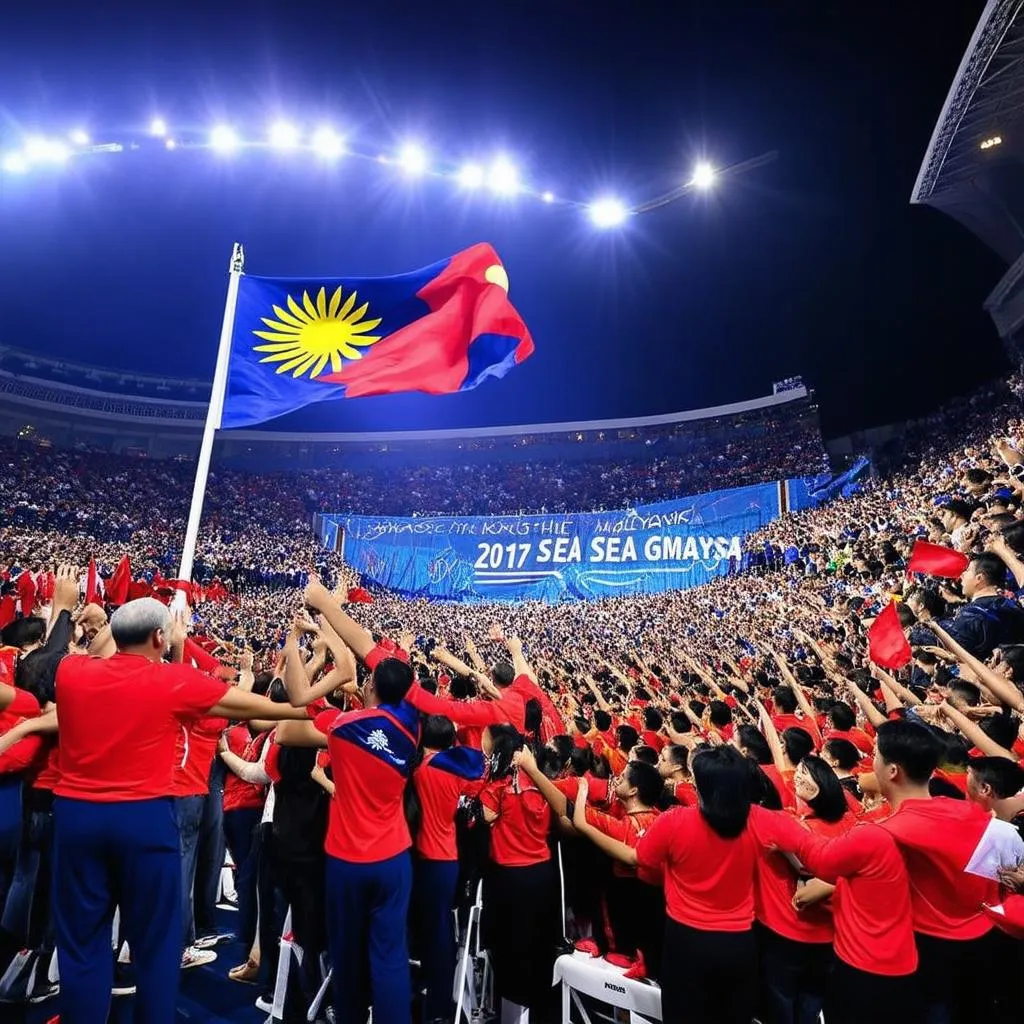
[175,242,245,590]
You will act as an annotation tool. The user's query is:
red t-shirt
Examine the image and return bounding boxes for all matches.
[510,674,565,739]
[756,812,918,976]
[223,725,268,813]
[413,747,486,861]
[880,797,998,940]
[763,764,796,810]
[173,715,228,797]
[673,780,697,807]
[636,805,770,931]
[31,741,60,791]
[313,699,420,863]
[406,683,527,735]
[480,777,552,867]
[553,773,611,807]
[54,654,229,802]
[825,727,874,756]
[585,805,661,883]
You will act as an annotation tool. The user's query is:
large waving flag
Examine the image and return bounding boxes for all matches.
[219,242,533,429]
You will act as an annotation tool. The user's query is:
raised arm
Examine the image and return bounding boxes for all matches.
[303,577,375,662]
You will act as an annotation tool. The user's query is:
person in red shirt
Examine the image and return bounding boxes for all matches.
[758,810,919,1024]
[755,755,857,1024]
[478,725,557,1016]
[410,715,486,1024]
[875,718,1023,1024]
[656,742,697,807]
[51,598,308,1024]
[823,701,874,756]
[574,744,768,1024]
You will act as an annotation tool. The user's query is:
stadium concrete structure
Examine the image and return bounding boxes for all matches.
[912,0,1024,363]
[0,342,824,471]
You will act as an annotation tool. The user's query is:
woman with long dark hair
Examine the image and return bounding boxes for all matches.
[574,745,766,1024]
[479,724,558,1015]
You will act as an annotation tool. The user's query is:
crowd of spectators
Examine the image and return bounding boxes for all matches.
[4,374,1024,1023]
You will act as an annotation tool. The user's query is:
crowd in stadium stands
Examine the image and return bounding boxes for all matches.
[3,374,1024,1023]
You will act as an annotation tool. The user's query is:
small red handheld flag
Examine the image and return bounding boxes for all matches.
[906,541,969,580]
[106,556,132,607]
[868,602,912,670]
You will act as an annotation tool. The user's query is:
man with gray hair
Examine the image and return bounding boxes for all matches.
[50,597,309,1024]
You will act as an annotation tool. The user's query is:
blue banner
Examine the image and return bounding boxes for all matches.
[787,456,871,512]
[320,482,781,602]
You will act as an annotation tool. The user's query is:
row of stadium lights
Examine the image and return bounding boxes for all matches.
[0,117,718,229]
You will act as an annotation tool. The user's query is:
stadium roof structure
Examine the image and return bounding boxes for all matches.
[0,343,811,445]
[912,0,1024,263]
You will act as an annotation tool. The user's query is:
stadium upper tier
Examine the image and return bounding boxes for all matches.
[912,0,1024,264]
[0,344,825,476]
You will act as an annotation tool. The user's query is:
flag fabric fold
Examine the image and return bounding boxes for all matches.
[220,242,534,429]
[906,540,969,579]
[106,556,132,607]
[868,602,912,669]
[85,560,100,606]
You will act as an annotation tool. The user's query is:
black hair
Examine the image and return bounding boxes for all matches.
[594,709,612,732]
[486,724,524,780]
[876,719,942,785]
[782,726,815,766]
[616,724,639,753]
[748,762,784,811]
[969,756,1024,799]
[823,737,861,772]
[670,711,691,734]
[492,660,515,687]
[422,714,456,751]
[662,744,689,771]
[624,761,663,807]
[548,735,574,765]
[267,678,289,703]
[524,698,543,739]
[631,745,658,766]
[591,753,611,779]
[772,687,797,714]
[251,671,274,698]
[373,658,414,705]
[450,675,478,700]
[691,746,752,839]
[828,702,856,731]
[979,709,1021,751]
[800,755,848,823]
[997,645,1024,681]
[947,679,981,707]
[969,552,1008,588]
[736,723,773,765]
[708,700,733,728]
[643,707,663,731]
[569,745,594,777]
[1,617,46,650]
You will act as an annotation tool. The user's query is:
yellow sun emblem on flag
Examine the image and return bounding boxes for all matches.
[252,286,383,378]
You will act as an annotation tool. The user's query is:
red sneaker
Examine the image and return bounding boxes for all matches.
[604,952,633,969]
[574,938,601,957]
[623,951,647,980]
[45,1016,61,1024]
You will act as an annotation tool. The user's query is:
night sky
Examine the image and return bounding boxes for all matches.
[0,0,1007,438]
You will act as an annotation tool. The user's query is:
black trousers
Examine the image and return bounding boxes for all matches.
[277,854,326,1024]
[916,929,1012,1024]
[661,918,757,1024]
[827,958,921,1024]
[757,924,832,1024]
[605,875,664,978]
[483,860,558,1009]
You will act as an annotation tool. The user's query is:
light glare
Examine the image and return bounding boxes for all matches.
[691,161,716,189]
[398,142,428,175]
[210,125,239,153]
[165,138,177,151]
[588,197,628,228]
[269,120,300,150]
[458,163,485,189]
[24,137,68,164]
[541,190,555,203]
[488,157,520,195]
[150,117,167,137]
[2,153,28,174]
[70,129,90,146]
[312,126,344,158]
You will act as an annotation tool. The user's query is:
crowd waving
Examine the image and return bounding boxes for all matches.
[1,375,1024,1023]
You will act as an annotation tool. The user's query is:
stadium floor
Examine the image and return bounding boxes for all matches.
[18,910,265,1024]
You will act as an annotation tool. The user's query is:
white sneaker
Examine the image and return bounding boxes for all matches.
[255,993,274,1014]
[180,947,217,970]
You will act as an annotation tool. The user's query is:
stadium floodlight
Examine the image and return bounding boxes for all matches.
[691,161,716,189]
[2,152,28,174]
[269,120,300,150]
[587,197,628,228]
[487,157,520,196]
[150,117,168,137]
[980,135,1003,151]
[165,138,177,151]
[24,136,68,164]
[457,162,485,189]
[69,129,90,146]
[541,190,555,203]
[210,125,239,153]
[311,126,344,158]
[397,142,428,176]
